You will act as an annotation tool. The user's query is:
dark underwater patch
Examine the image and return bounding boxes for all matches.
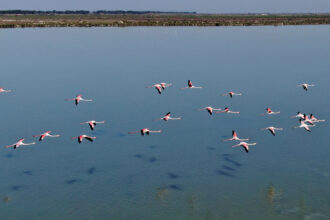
[23,170,33,176]
[87,167,96,175]
[148,157,157,163]
[216,169,235,178]
[167,172,180,179]
[168,184,183,191]
[66,179,80,184]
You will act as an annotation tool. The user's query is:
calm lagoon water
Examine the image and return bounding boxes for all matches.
[0,26,329,219]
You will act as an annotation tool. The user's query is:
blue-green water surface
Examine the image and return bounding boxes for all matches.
[0,26,329,219]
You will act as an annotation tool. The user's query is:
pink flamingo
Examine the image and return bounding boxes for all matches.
[66,94,93,105]
[232,142,257,153]
[33,131,60,141]
[297,83,314,91]
[216,107,240,114]
[303,114,315,125]
[5,138,36,149]
[160,82,172,90]
[291,112,304,119]
[0,87,11,93]
[261,108,280,116]
[198,106,222,115]
[154,112,182,121]
[129,128,162,136]
[72,135,96,143]
[146,84,163,94]
[261,127,283,136]
[181,80,202,89]
[309,114,325,123]
[293,119,315,132]
[223,130,249,141]
[222,91,242,98]
[80,120,105,130]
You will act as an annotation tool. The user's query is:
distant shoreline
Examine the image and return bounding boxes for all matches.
[1,11,330,28]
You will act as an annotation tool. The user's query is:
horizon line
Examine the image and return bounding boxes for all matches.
[1,10,330,14]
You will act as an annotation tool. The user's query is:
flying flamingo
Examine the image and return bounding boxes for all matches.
[146,84,163,94]
[198,106,222,115]
[72,135,96,143]
[33,131,60,141]
[0,87,11,93]
[232,142,257,153]
[216,107,240,114]
[291,112,304,119]
[5,138,36,149]
[261,127,283,136]
[181,80,202,89]
[261,108,280,116]
[297,83,314,91]
[223,130,249,141]
[293,119,315,132]
[303,114,315,125]
[128,128,162,136]
[222,91,242,98]
[80,120,105,130]
[66,94,93,105]
[309,114,325,123]
[160,82,172,90]
[154,112,182,121]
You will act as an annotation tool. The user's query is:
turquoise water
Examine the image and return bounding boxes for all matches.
[0,26,329,219]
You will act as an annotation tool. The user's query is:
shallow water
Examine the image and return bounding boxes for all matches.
[0,26,329,219]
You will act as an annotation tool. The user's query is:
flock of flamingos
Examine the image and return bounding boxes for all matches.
[0,81,325,153]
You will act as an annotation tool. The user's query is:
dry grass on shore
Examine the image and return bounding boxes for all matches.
[1,14,330,28]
